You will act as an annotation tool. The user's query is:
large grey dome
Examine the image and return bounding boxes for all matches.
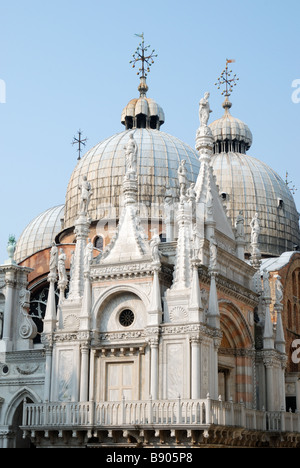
[64,128,200,229]
[210,100,300,257]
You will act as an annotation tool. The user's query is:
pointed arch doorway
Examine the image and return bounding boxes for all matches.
[218,300,255,405]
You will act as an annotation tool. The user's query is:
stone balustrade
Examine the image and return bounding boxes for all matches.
[22,395,300,436]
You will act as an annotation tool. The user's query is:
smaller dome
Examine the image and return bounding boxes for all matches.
[209,98,252,154]
[15,205,65,263]
[121,97,165,130]
[121,76,165,130]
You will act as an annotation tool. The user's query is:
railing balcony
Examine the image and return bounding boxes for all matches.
[22,396,300,435]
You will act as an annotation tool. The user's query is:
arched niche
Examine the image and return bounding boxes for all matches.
[218,300,254,404]
[92,284,149,331]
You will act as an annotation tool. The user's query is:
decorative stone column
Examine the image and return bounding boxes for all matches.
[1,271,15,350]
[190,334,201,399]
[171,199,192,290]
[68,215,90,301]
[44,345,53,402]
[148,265,162,327]
[43,271,57,334]
[149,336,159,400]
[263,297,274,350]
[189,260,204,323]
[80,343,90,402]
[263,353,275,412]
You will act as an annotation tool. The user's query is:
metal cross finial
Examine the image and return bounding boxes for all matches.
[72,130,88,161]
[285,171,298,195]
[129,33,157,78]
[215,59,239,97]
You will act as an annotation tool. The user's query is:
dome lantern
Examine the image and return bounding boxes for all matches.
[210,60,300,257]
[122,34,165,130]
[212,60,252,154]
[209,98,253,154]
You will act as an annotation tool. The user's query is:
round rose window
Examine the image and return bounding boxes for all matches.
[119,309,135,327]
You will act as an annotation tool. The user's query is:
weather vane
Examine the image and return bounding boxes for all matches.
[215,59,239,97]
[72,130,88,161]
[129,33,157,78]
[285,171,298,195]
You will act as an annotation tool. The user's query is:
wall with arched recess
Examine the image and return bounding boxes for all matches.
[92,284,150,330]
[218,299,255,405]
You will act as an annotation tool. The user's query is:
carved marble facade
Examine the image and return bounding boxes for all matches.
[0,81,300,449]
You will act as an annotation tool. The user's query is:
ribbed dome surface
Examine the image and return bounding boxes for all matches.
[15,205,65,263]
[211,152,300,256]
[64,128,200,229]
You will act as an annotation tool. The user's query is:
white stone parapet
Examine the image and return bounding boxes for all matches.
[22,397,300,435]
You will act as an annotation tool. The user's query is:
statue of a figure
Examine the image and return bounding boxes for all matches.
[150,229,161,264]
[192,224,203,261]
[58,248,68,283]
[199,92,212,126]
[164,185,173,205]
[19,288,37,341]
[79,175,93,215]
[124,133,138,177]
[275,275,284,304]
[187,183,196,202]
[250,212,260,245]
[7,235,17,264]
[262,269,271,298]
[84,238,94,272]
[206,186,214,219]
[69,251,75,280]
[235,210,245,238]
[209,236,218,271]
[49,242,58,274]
[177,160,187,197]
[19,287,30,310]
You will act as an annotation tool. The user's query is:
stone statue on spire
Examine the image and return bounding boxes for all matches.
[79,176,93,216]
[58,248,68,284]
[250,212,260,245]
[150,228,161,265]
[124,133,138,179]
[49,242,58,276]
[177,159,187,198]
[250,212,261,269]
[199,92,212,126]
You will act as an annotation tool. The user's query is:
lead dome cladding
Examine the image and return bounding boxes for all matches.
[209,99,300,257]
[15,205,65,263]
[64,128,200,228]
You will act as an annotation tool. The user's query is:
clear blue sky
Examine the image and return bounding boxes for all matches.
[0,0,300,262]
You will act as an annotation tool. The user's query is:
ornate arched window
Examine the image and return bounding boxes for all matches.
[29,283,59,343]
[94,235,104,251]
